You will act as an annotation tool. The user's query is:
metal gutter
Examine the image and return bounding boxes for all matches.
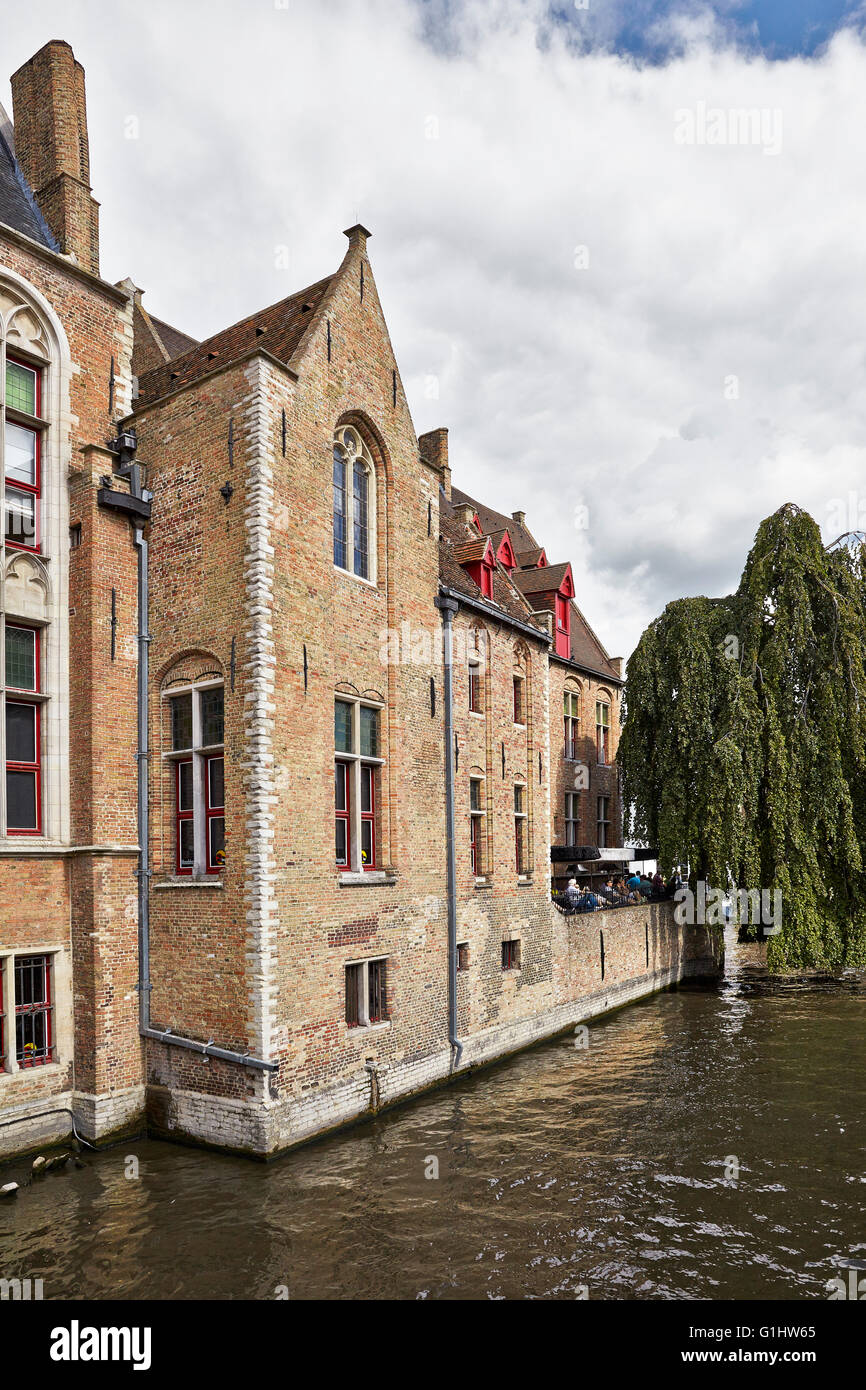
[437,584,551,647]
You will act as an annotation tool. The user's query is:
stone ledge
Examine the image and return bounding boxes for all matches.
[153,878,225,890]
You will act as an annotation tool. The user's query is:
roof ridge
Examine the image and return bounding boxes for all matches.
[137,272,335,384]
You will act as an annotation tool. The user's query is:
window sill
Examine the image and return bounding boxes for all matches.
[153,877,225,890]
[1,1058,64,1079]
[474,876,493,889]
[338,871,397,887]
[468,710,485,719]
[345,1021,391,1034]
[333,565,380,592]
[517,875,534,886]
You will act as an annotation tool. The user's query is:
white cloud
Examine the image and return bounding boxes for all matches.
[4,0,866,655]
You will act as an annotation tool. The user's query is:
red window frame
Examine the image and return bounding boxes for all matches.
[360,763,376,870]
[175,758,194,875]
[470,813,481,875]
[205,754,225,874]
[480,563,494,599]
[335,760,350,868]
[367,958,387,1023]
[513,675,524,724]
[0,966,5,1071]
[345,962,362,1027]
[14,954,52,1067]
[469,663,481,713]
[4,354,42,555]
[5,699,41,835]
[501,940,519,971]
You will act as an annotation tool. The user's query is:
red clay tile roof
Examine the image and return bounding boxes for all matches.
[439,500,546,632]
[569,606,622,682]
[136,273,334,405]
[512,562,572,596]
[452,537,494,566]
[450,487,538,555]
[446,487,621,679]
[517,547,547,568]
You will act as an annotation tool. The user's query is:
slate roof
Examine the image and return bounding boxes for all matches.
[0,106,57,250]
[136,273,334,405]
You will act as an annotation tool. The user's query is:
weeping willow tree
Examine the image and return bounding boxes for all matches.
[620,504,866,970]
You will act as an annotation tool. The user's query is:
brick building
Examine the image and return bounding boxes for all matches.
[0,41,705,1163]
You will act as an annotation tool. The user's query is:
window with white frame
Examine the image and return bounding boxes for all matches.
[165,680,225,875]
[333,425,375,582]
[514,782,528,875]
[0,953,54,1072]
[335,696,384,872]
[564,688,580,761]
[470,774,486,876]
[565,791,580,847]
[596,700,611,765]
[3,355,42,553]
[345,956,388,1028]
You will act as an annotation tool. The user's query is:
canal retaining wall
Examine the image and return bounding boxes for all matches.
[142,901,722,1159]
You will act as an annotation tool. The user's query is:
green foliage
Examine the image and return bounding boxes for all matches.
[620,505,866,970]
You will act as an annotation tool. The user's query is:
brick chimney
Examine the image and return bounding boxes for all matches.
[418,427,450,499]
[11,40,100,275]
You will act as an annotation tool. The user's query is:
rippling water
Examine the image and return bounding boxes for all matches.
[2,936,864,1300]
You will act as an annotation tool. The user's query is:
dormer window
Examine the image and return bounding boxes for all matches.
[333,425,375,582]
[480,558,494,598]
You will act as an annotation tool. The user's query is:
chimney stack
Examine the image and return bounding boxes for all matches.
[11,41,100,275]
[512,510,526,527]
[418,427,451,499]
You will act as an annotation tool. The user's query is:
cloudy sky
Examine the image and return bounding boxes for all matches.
[4,0,866,657]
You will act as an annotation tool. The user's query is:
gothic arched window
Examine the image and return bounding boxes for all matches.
[333,425,375,582]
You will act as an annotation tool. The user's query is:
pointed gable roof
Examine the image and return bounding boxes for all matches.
[513,560,573,597]
[486,529,517,569]
[136,272,335,405]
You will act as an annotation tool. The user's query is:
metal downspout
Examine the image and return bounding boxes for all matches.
[134,525,151,1036]
[435,594,463,1071]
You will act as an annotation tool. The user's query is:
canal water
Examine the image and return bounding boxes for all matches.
[1,936,864,1301]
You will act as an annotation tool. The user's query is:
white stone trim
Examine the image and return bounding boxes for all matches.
[0,267,73,846]
[241,359,278,1066]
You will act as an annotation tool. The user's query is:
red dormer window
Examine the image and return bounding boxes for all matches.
[554,567,575,658]
[461,537,496,600]
[495,531,517,573]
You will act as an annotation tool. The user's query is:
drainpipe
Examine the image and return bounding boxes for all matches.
[134,524,150,1038]
[434,594,463,1071]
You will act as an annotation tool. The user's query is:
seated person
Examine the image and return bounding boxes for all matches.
[559,877,583,910]
[576,888,599,912]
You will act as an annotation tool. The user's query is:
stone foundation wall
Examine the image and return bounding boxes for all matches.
[142,903,721,1158]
